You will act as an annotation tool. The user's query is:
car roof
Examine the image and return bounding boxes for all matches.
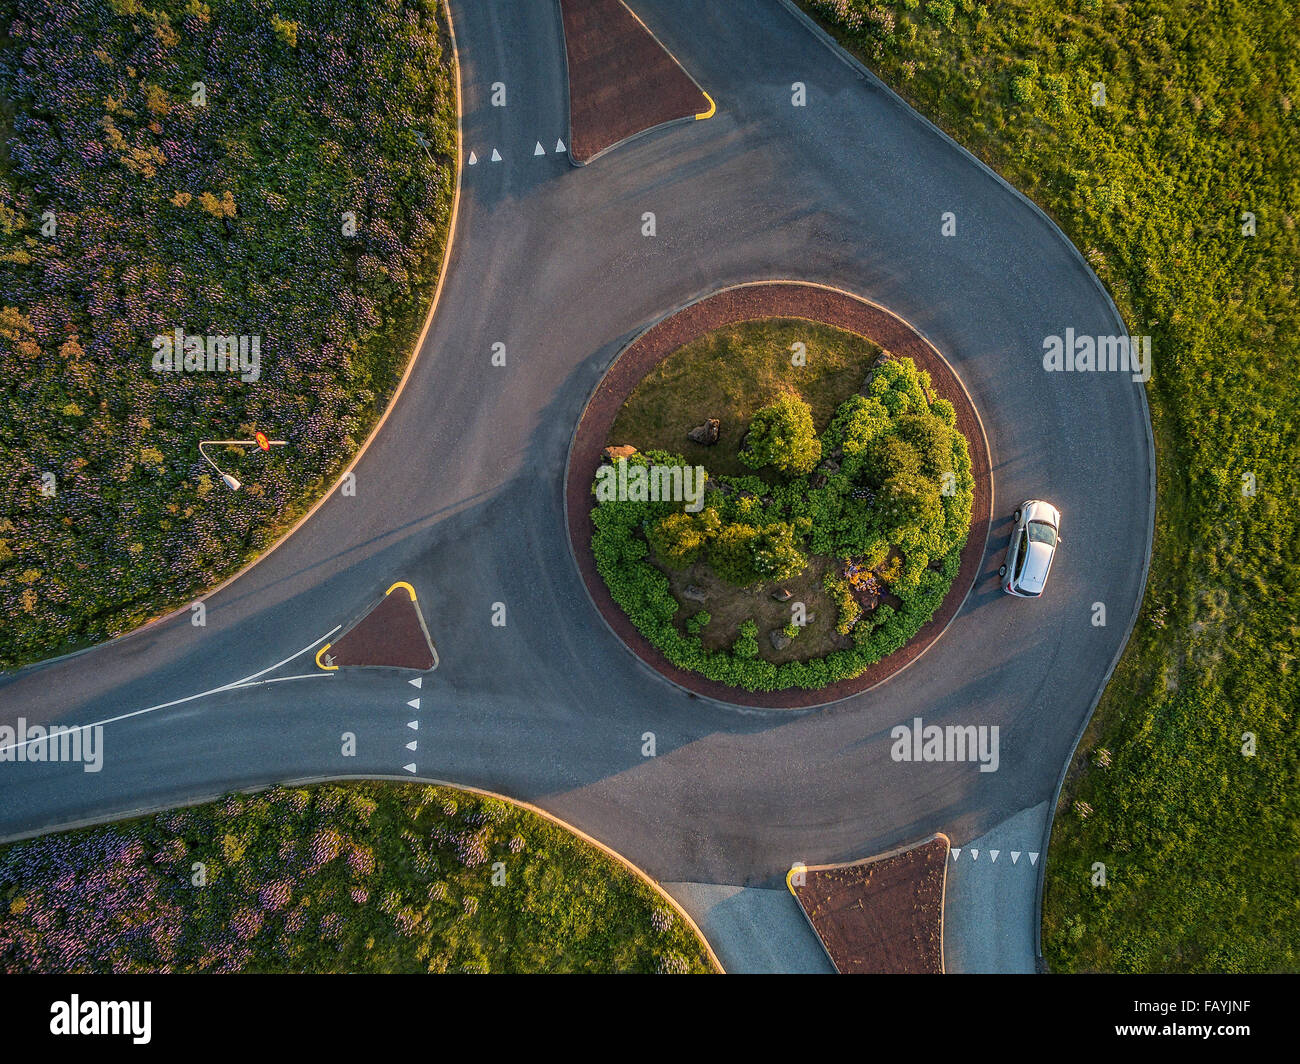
[1017,540,1055,592]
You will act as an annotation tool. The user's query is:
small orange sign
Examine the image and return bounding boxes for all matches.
[254,431,270,452]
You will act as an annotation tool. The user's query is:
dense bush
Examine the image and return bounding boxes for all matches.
[803,0,1300,971]
[592,356,973,691]
[0,0,456,666]
[0,783,716,973]
[739,392,822,476]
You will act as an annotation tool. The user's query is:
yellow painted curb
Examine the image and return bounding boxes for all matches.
[314,643,337,671]
[694,91,716,120]
[385,580,418,602]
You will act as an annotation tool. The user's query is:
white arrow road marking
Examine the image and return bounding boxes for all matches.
[490,148,501,162]
[1011,851,1021,864]
[409,677,422,688]
[468,151,477,165]
[970,848,980,861]
[534,141,545,155]
[990,849,1000,863]
[407,698,420,709]
[951,848,961,861]
[403,763,417,774]
[407,720,418,730]
[1029,852,1040,866]
[556,138,566,153]
[0,627,340,756]
[405,740,417,752]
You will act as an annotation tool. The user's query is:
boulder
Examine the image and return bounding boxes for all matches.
[768,629,792,651]
[603,444,637,462]
[771,587,793,602]
[686,418,720,445]
[682,585,709,603]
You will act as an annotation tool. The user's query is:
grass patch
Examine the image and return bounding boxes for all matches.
[0,782,717,974]
[801,0,1299,970]
[609,317,881,479]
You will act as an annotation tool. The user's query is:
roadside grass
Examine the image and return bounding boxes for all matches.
[0,782,717,974]
[607,317,881,480]
[801,0,1299,970]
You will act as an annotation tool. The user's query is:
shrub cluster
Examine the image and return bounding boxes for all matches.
[592,357,973,691]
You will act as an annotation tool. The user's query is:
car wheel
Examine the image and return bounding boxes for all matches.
[998,564,1007,577]
[1013,509,1022,522]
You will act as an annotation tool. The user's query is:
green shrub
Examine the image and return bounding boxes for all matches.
[739,393,822,476]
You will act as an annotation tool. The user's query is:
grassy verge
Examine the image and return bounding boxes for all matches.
[0,0,457,667]
[799,0,1298,970]
[0,782,717,973]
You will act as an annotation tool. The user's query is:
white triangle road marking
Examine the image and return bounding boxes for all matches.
[556,138,566,153]
[1011,851,1021,864]
[468,151,477,165]
[1029,852,1040,866]
[405,740,417,752]
[406,720,418,730]
[490,148,502,162]
[534,141,545,155]
[407,698,420,709]
[970,848,980,861]
[409,677,422,688]
[990,849,1000,863]
[951,848,961,861]
[403,763,417,774]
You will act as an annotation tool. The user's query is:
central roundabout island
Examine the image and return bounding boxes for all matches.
[566,282,992,708]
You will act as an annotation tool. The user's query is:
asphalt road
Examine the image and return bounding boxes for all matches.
[0,0,1153,971]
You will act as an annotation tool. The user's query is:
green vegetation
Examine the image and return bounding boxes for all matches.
[593,325,973,691]
[0,0,457,667]
[0,783,717,973]
[802,0,1299,970]
[608,317,884,479]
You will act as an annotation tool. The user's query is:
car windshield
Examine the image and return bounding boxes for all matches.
[1027,521,1057,546]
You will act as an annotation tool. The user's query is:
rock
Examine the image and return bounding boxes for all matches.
[768,629,792,651]
[771,587,793,602]
[819,458,840,474]
[603,445,637,462]
[686,418,720,445]
[682,585,709,603]
[811,473,828,489]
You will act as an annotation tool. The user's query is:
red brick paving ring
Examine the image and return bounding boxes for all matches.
[564,281,993,709]
[315,581,439,672]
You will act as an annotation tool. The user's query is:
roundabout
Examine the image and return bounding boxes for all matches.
[0,0,1154,974]
[566,282,992,708]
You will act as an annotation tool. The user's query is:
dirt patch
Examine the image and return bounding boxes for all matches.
[790,834,950,974]
[565,281,993,709]
[558,0,709,164]
[327,589,438,671]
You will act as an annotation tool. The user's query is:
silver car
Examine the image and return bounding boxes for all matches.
[998,500,1062,597]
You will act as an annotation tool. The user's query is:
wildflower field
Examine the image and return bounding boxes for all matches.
[0,782,717,973]
[0,0,457,666]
